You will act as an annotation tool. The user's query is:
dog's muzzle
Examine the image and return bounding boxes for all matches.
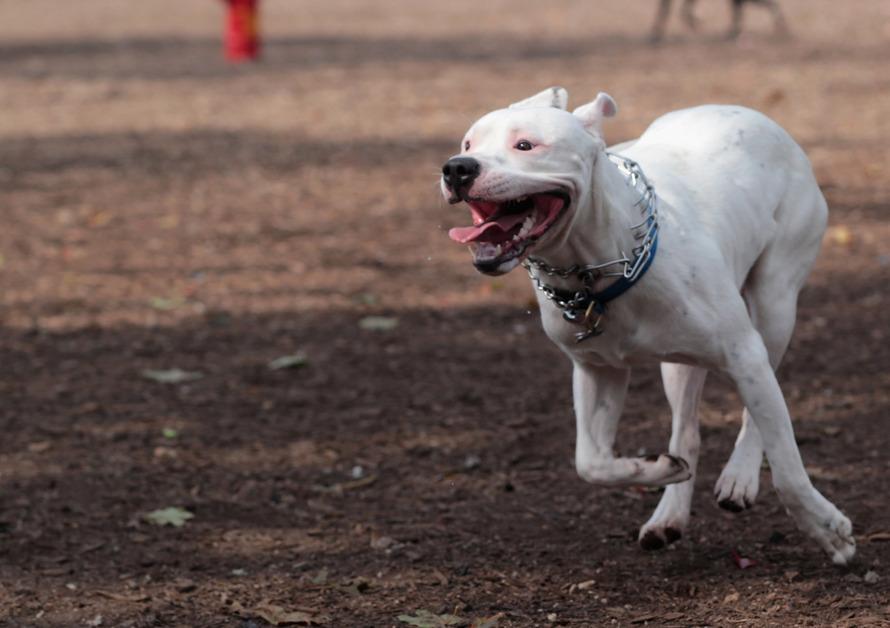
[445,185,571,276]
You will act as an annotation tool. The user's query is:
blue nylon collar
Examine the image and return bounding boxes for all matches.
[545,226,658,338]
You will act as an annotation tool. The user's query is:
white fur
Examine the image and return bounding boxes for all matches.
[442,87,855,565]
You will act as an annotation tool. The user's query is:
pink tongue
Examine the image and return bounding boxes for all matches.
[448,212,528,244]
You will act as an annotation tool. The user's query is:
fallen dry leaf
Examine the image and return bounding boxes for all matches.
[162,427,179,439]
[359,316,399,331]
[85,615,103,627]
[173,577,197,593]
[566,578,597,594]
[662,612,686,621]
[370,534,395,550]
[470,613,503,628]
[268,353,309,370]
[149,296,186,311]
[731,549,757,569]
[308,568,329,585]
[827,225,853,246]
[27,441,52,453]
[430,568,449,587]
[237,600,330,626]
[397,609,465,627]
[141,368,203,384]
[144,507,194,528]
[312,474,377,494]
[94,590,150,603]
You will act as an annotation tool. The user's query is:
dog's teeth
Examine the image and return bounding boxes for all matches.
[518,214,535,239]
[473,242,500,259]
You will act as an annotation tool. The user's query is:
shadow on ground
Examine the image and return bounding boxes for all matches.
[3,34,890,81]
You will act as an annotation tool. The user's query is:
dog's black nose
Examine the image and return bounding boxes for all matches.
[442,156,481,195]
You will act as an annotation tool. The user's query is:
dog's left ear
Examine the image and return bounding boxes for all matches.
[509,86,569,111]
[573,92,618,136]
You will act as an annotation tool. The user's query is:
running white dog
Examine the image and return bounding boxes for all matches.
[440,87,855,564]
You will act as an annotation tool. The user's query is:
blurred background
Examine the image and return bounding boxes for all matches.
[1,1,889,625]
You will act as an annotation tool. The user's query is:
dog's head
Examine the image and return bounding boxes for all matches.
[441,87,617,275]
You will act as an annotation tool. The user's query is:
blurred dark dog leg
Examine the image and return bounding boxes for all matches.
[759,0,791,37]
[681,0,699,31]
[650,0,673,42]
[729,0,790,40]
[728,0,744,39]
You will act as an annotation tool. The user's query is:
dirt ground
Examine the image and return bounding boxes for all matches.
[1,1,889,626]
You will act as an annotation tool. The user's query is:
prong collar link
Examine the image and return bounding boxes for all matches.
[522,154,659,342]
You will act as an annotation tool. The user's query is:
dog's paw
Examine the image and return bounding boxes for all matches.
[784,489,856,566]
[576,453,691,487]
[638,482,692,551]
[714,458,760,512]
[638,524,683,551]
[641,453,692,486]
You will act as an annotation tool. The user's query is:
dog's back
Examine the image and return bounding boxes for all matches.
[619,105,826,286]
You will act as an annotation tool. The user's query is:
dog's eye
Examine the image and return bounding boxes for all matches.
[515,140,534,151]
[463,140,471,151]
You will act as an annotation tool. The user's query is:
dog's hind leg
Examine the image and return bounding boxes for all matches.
[729,0,789,40]
[715,185,826,513]
[716,188,852,564]
[680,0,699,31]
[650,0,673,43]
[573,362,692,487]
[727,0,745,39]
[723,317,854,564]
[751,0,790,37]
[713,284,794,512]
[639,363,707,550]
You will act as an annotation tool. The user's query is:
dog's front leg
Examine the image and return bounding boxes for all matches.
[725,330,856,565]
[638,363,707,550]
[573,361,692,487]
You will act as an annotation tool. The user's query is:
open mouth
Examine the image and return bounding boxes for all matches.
[448,191,570,274]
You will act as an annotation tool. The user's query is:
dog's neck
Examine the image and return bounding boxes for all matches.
[530,149,646,289]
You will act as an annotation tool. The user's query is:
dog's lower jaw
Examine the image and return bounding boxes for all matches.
[473,254,523,276]
[453,191,573,276]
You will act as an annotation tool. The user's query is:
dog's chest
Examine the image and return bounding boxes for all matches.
[537,299,653,367]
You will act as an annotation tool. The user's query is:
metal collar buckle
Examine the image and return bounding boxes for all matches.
[575,301,605,342]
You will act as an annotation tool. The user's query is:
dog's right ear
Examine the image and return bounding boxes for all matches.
[509,86,569,111]
[573,92,618,136]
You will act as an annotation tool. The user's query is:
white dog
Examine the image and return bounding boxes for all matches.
[440,87,855,565]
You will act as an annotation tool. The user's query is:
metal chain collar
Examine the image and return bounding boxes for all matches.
[522,153,660,341]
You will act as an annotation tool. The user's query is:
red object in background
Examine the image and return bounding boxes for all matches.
[224,0,260,62]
